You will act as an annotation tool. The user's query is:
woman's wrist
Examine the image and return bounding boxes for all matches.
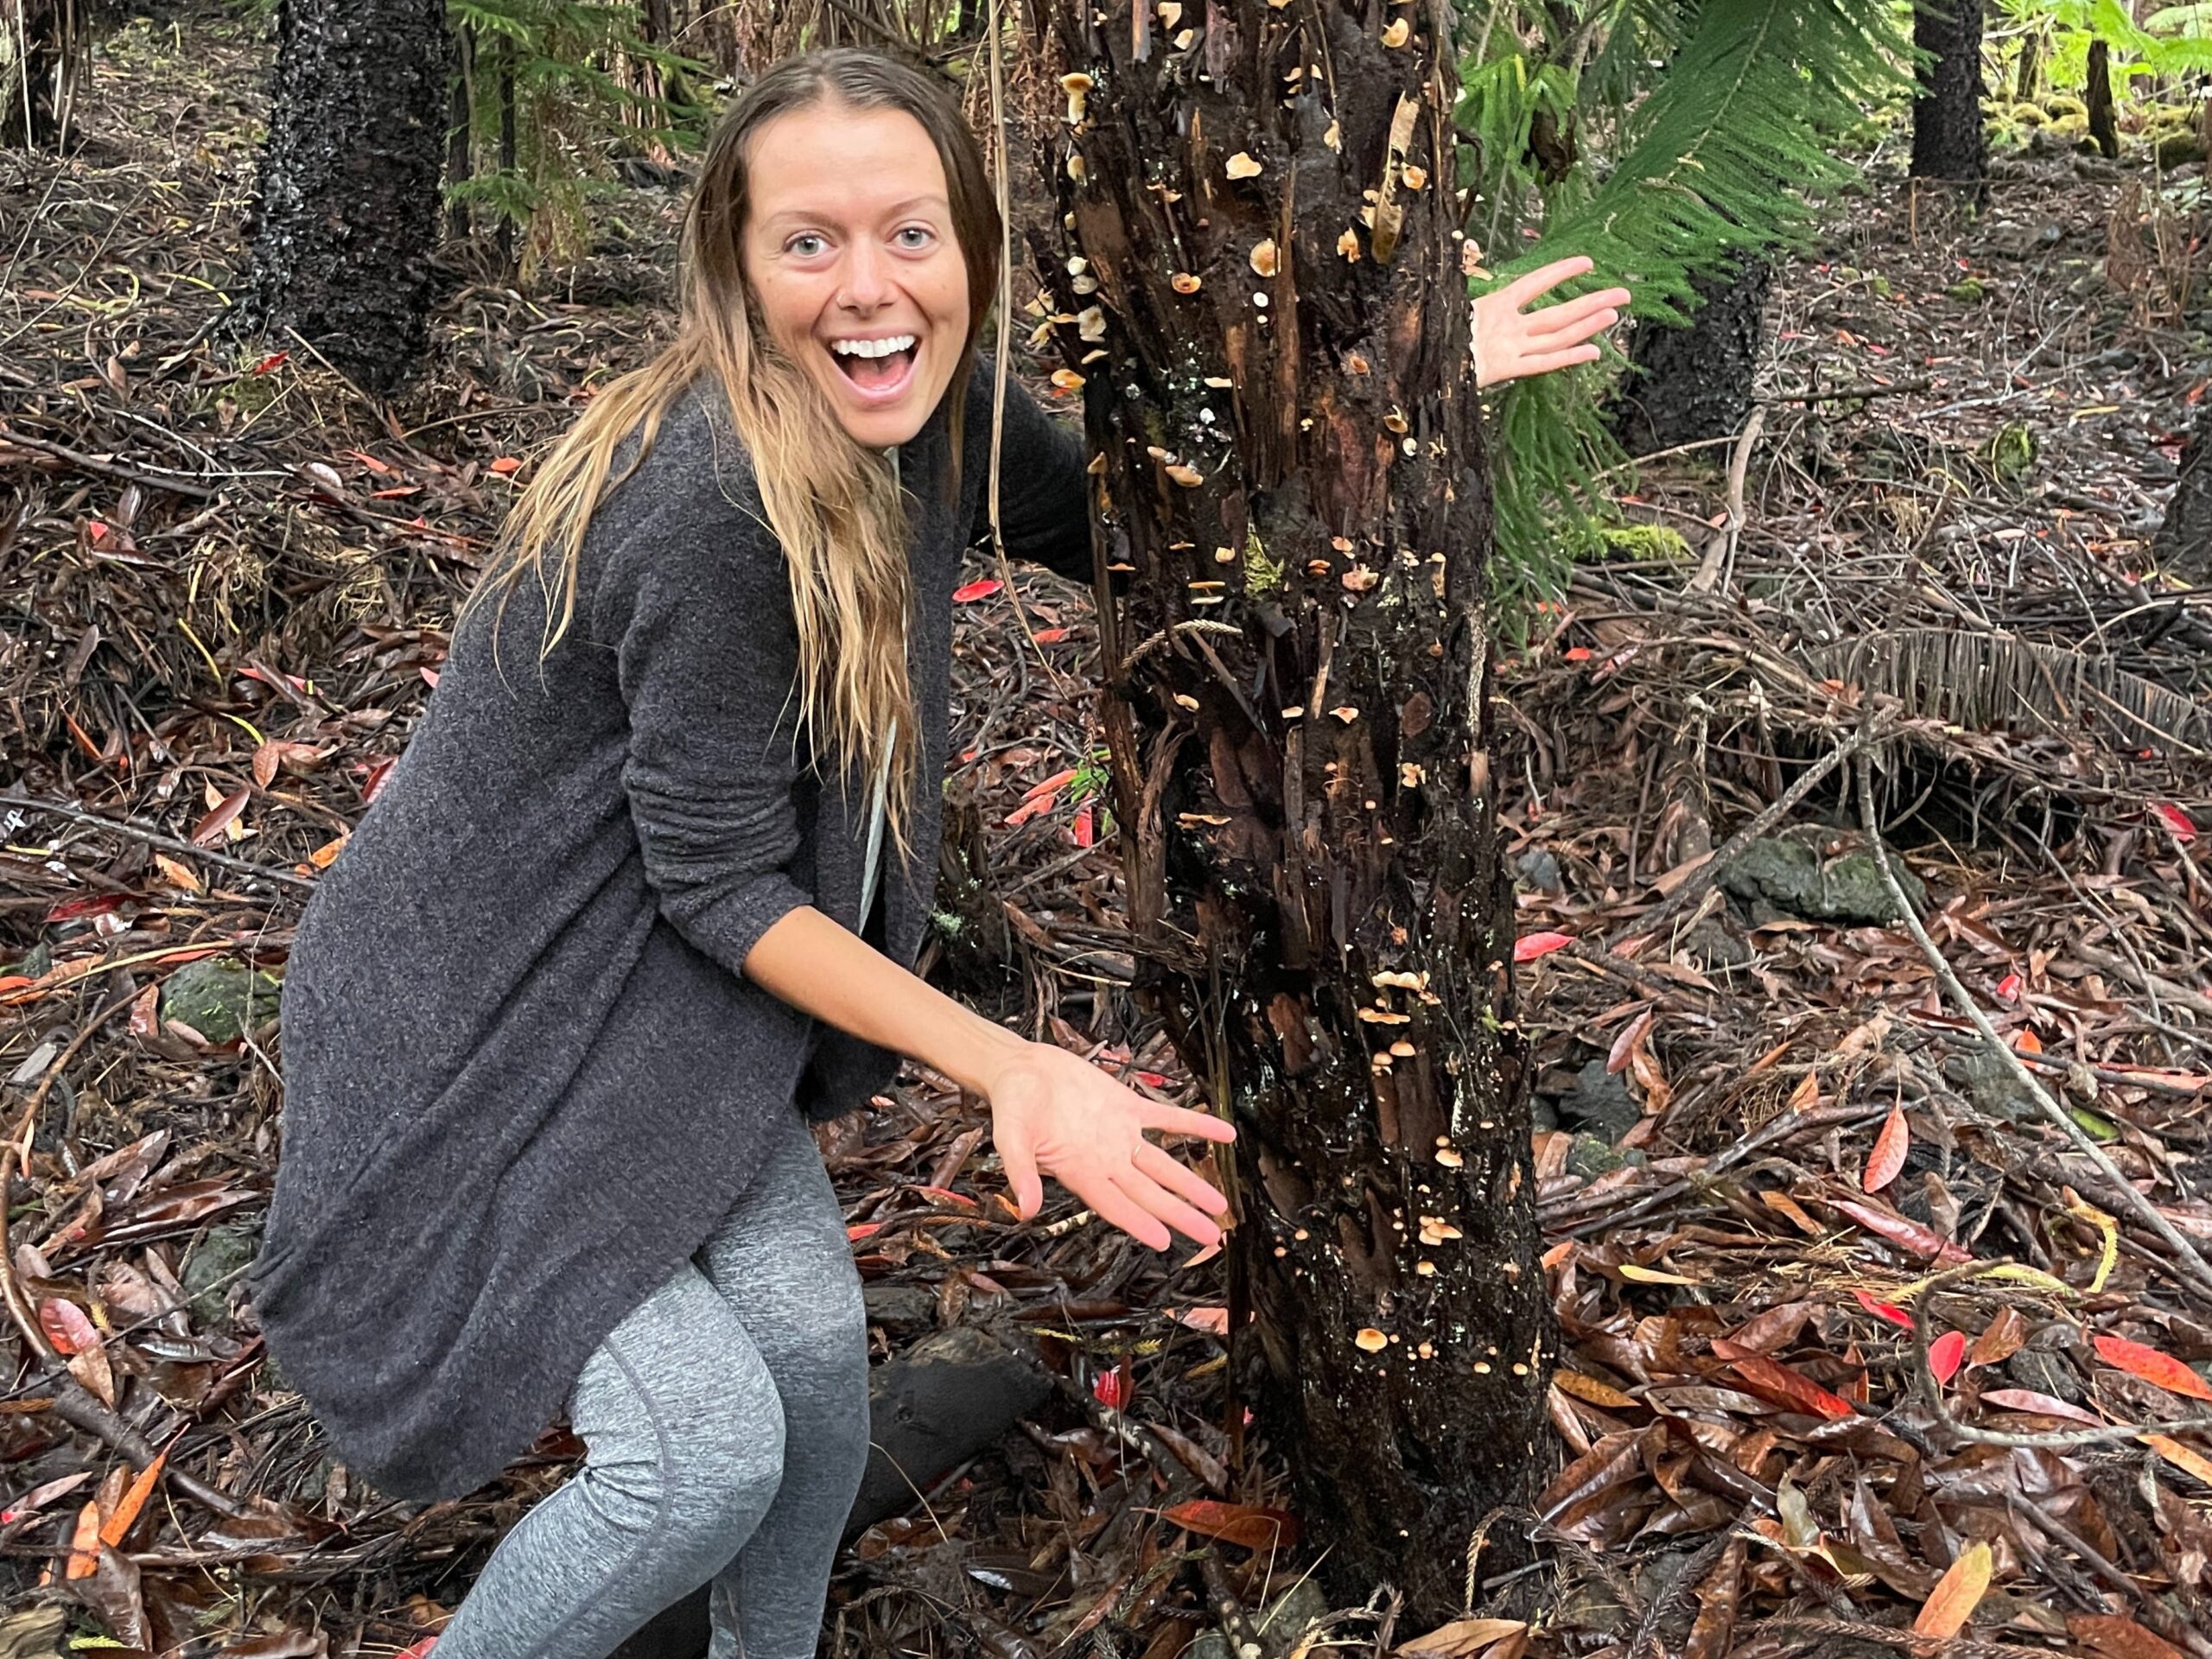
[929,1007,1031,1098]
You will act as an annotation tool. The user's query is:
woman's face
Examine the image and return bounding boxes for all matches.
[742,101,972,450]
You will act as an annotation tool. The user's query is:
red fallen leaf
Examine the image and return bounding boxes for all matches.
[360,755,397,804]
[2152,802,2197,843]
[1020,767,1080,804]
[250,351,289,375]
[343,448,397,476]
[1861,1099,1910,1192]
[845,1223,883,1242]
[1853,1289,1914,1329]
[1072,801,1095,848]
[1982,1388,2102,1426]
[1727,1355,1857,1420]
[486,456,524,476]
[86,519,110,544]
[912,1185,978,1211]
[1031,626,1070,644]
[1514,931,1574,963]
[45,893,126,924]
[1091,1367,1131,1409]
[1929,1331,1967,1384]
[38,1299,98,1357]
[191,785,250,847]
[63,1498,102,1580]
[252,741,283,788]
[1831,1198,1975,1263]
[2014,1027,2043,1055]
[127,982,161,1040]
[370,486,422,500]
[1996,972,2023,1001]
[1134,1071,1171,1089]
[2092,1334,2212,1402]
[1161,1498,1298,1550]
[305,835,346,870]
[952,577,1004,603]
[1562,646,1592,662]
[1605,1008,1654,1077]
[421,666,441,688]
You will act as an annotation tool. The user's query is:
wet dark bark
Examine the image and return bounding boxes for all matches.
[2086,40,2119,160]
[1033,0,1553,1622]
[1610,257,1771,454]
[2158,404,2212,585]
[237,0,452,393]
[1910,0,1987,199]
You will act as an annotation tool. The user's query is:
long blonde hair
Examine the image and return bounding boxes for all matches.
[466,48,1001,858]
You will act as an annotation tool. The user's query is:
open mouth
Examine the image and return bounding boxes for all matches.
[830,334,919,397]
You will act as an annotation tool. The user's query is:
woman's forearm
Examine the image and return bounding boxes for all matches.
[741,906,1025,1094]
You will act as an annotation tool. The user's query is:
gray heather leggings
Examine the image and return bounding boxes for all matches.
[432,1106,871,1659]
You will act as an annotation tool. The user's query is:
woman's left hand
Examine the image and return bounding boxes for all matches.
[1474,254,1633,388]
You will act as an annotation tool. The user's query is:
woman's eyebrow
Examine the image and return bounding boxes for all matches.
[756,195,950,233]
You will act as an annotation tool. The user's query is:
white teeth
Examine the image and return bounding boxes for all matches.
[830,334,917,359]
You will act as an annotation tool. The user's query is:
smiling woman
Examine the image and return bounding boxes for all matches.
[248,46,1237,1659]
[744,113,974,446]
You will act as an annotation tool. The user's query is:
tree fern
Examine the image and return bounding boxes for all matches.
[1457,0,1916,618]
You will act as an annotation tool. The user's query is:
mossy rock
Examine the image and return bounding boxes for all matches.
[183,1220,264,1328]
[1867,274,1894,301]
[162,957,282,1044]
[2044,94,2088,120]
[1948,278,1987,302]
[2007,103,2047,127]
[2154,131,2207,168]
[1598,523,1694,563]
[1986,422,2037,483]
[1718,837,1925,926]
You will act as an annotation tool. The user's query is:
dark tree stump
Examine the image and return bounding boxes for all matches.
[2086,39,2120,161]
[1609,257,1772,454]
[236,0,453,392]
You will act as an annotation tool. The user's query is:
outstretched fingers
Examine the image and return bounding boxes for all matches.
[1133,1139,1230,1218]
[1135,1097,1238,1143]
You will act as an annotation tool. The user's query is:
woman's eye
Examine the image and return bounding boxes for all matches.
[895,226,934,250]
[787,234,827,257]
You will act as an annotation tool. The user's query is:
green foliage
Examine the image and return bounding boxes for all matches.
[445,0,709,280]
[1456,1,1916,627]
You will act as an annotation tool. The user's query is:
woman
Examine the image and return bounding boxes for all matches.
[249,47,1627,1659]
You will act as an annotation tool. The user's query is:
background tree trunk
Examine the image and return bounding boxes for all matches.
[238,0,452,392]
[1910,0,1987,198]
[2087,39,2119,160]
[1034,0,1553,1622]
[1609,256,1772,454]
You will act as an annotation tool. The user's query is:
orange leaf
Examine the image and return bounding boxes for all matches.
[99,1451,166,1547]
[952,577,1004,603]
[1981,1387,2102,1427]
[2068,1614,2191,1659]
[1161,1498,1298,1550]
[2143,1433,2212,1485]
[2093,1334,2212,1402]
[2014,1027,2043,1055]
[1727,1355,1857,1420]
[1861,1099,1909,1192]
[1605,1008,1653,1077]
[1852,1289,1913,1330]
[1832,1198,1974,1263]
[1912,1540,1992,1637]
[251,741,282,789]
[486,455,524,475]
[64,1498,102,1580]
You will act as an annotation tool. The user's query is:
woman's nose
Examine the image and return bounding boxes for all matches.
[838,240,893,310]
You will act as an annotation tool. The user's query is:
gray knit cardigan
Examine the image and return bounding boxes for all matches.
[250,367,1088,1499]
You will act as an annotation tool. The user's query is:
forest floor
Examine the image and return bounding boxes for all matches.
[4,8,2212,1659]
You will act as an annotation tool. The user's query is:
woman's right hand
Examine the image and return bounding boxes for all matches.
[981,1039,1236,1253]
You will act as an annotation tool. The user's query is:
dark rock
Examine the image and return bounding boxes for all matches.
[1566,1134,1647,1181]
[1942,1048,2038,1123]
[2005,1345,2085,1403]
[161,958,282,1045]
[1515,849,1563,893]
[1718,836,1924,925]
[1558,1059,1640,1142]
[183,1221,263,1329]
[862,1283,938,1336]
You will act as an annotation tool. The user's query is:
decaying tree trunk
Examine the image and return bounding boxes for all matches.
[1910,0,1987,199]
[0,0,88,149]
[1610,256,1772,454]
[1033,0,1553,1620]
[236,0,452,392]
